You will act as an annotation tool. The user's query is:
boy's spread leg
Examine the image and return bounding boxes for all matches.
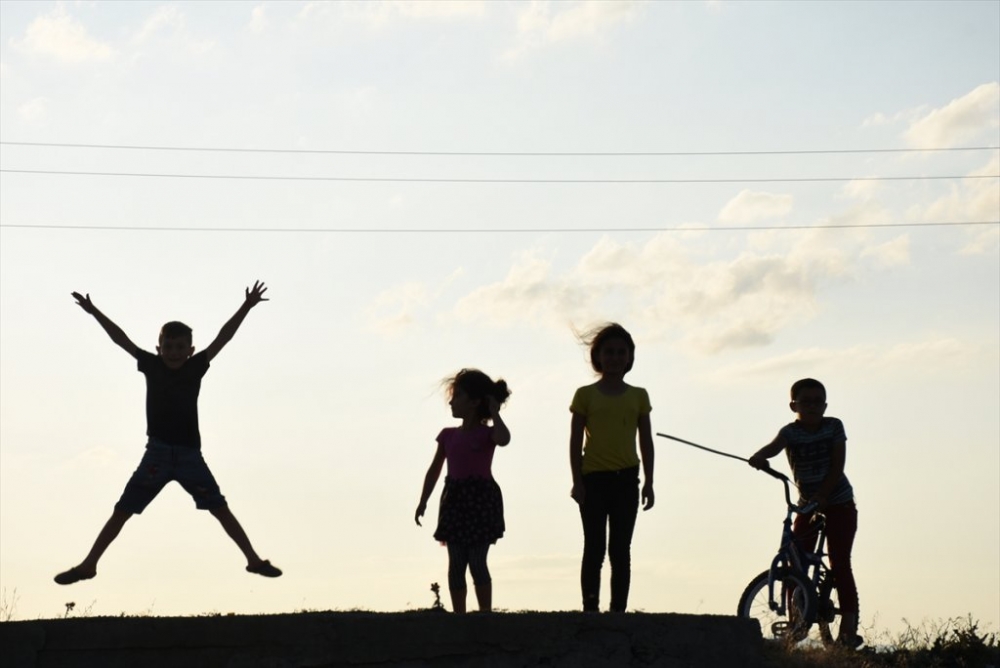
[55,510,133,585]
[209,505,281,577]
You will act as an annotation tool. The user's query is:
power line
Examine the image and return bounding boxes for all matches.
[1,169,995,184]
[2,221,995,233]
[2,141,997,156]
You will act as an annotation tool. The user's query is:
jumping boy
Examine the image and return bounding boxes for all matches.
[748,378,860,647]
[54,281,281,585]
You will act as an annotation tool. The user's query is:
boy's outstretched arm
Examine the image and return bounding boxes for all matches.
[748,435,786,469]
[72,292,139,358]
[204,281,268,362]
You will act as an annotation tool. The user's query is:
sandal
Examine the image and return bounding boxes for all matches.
[54,567,95,585]
[246,560,282,578]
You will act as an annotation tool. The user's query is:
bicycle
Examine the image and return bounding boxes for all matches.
[737,464,846,647]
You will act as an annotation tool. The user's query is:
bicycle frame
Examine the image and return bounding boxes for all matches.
[760,466,831,620]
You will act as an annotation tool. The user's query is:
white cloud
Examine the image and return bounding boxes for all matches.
[718,338,981,378]
[366,269,464,337]
[717,190,793,224]
[299,1,485,29]
[248,5,268,34]
[17,97,49,124]
[444,227,891,355]
[921,154,1000,255]
[131,6,215,55]
[841,179,882,202]
[505,0,641,60]
[10,6,115,63]
[905,82,1000,148]
[134,6,184,43]
[861,234,910,268]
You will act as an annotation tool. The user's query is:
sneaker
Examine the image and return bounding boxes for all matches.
[246,560,282,578]
[54,567,95,585]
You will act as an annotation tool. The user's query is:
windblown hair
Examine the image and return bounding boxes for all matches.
[446,368,511,422]
[578,322,636,374]
[159,321,193,344]
[790,378,826,401]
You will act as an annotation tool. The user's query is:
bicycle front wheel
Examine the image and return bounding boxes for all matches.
[737,568,817,644]
[816,574,842,646]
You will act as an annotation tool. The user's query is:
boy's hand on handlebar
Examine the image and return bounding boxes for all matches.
[748,455,770,470]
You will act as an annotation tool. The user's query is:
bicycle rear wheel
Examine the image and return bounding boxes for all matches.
[737,568,817,644]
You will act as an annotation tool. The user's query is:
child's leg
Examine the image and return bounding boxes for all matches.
[446,543,470,613]
[208,505,279,575]
[579,473,610,611]
[177,449,280,577]
[824,503,859,640]
[467,544,492,612]
[607,472,639,612]
[55,510,133,584]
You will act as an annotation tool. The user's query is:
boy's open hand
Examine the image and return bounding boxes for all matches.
[71,292,97,314]
[245,281,268,308]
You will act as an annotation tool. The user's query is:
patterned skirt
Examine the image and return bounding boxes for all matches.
[433,476,505,546]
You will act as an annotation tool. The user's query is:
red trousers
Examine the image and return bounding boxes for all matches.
[793,501,859,614]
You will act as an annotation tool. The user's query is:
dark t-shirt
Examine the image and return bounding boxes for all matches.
[136,350,210,448]
[780,416,853,506]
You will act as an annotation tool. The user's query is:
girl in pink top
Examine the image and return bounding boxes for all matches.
[415,369,511,613]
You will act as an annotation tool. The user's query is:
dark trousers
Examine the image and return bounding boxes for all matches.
[579,466,640,612]
[793,501,859,614]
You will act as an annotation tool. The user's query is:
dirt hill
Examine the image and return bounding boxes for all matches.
[1,610,763,667]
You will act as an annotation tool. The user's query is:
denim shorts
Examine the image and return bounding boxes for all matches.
[115,439,227,514]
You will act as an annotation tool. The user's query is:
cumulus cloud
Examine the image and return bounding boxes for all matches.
[446,228,880,355]
[717,190,794,224]
[10,6,115,63]
[504,0,641,60]
[248,5,268,34]
[366,269,464,337]
[919,154,1000,255]
[861,234,910,268]
[905,82,1000,148]
[721,338,980,378]
[129,6,215,56]
[299,1,485,28]
[841,179,882,202]
[17,97,49,124]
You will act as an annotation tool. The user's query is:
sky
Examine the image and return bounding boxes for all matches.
[0,0,997,636]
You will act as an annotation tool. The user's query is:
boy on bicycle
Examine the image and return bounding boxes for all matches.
[749,378,860,648]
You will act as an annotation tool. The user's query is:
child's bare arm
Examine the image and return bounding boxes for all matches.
[569,412,586,504]
[638,413,655,510]
[487,397,511,446]
[72,292,139,358]
[749,435,786,469]
[204,281,268,362]
[415,443,446,526]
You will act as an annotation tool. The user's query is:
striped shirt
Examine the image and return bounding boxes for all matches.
[780,417,853,506]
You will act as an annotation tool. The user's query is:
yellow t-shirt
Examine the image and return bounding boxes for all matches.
[570,384,651,474]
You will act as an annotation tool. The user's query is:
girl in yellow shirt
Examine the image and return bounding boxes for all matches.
[569,323,655,612]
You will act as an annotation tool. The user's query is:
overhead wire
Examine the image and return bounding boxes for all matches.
[2,221,996,233]
[1,169,995,184]
[1,140,997,156]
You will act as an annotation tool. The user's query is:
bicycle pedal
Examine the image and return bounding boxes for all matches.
[771,621,790,637]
